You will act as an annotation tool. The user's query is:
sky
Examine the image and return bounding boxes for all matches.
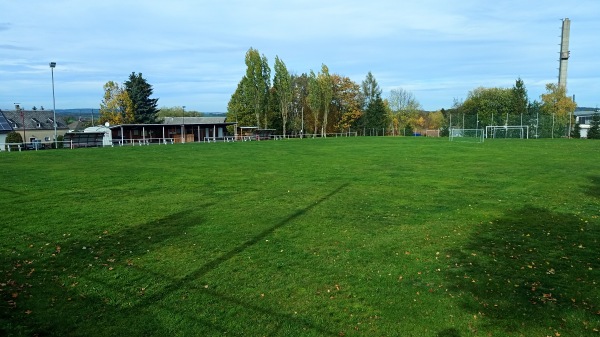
[1,0,599,113]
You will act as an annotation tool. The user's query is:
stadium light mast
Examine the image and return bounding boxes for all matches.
[182,105,186,143]
[50,62,57,148]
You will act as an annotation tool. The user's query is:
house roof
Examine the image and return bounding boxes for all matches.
[0,111,14,133]
[0,110,69,130]
[107,121,235,130]
[574,107,599,116]
[162,116,229,124]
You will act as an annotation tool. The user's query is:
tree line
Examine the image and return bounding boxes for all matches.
[95,48,583,139]
[447,79,578,138]
[227,48,444,137]
[227,48,585,138]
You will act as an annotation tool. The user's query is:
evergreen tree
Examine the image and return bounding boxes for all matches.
[511,78,528,116]
[361,71,381,110]
[571,121,581,139]
[365,93,388,134]
[124,72,159,124]
[587,114,600,139]
[360,72,382,132]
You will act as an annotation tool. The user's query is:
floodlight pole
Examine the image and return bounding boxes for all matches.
[50,62,57,148]
[301,106,304,139]
[182,105,186,143]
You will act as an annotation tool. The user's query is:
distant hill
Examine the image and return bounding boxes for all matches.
[55,109,226,118]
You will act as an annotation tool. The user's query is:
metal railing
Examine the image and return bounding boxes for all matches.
[1,132,361,153]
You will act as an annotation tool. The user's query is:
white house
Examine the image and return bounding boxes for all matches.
[575,107,599,138]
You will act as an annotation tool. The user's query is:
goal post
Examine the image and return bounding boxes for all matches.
[449,128,484,143]
[485,125,529,139]
[425,129,440,137]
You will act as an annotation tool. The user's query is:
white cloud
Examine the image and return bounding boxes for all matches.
[1,0,598,112]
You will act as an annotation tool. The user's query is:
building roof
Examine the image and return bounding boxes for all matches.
[0,111,14,133]
[162,116,229,124]
[575,107,599,116]
[1,110,69,130]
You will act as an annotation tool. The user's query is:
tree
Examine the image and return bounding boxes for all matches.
[388,88,421,135]
[364,93,388,134]
[244,48,271,129]
[526,100,542,137]
[273,56,292,136]
[426,110,445,130]
[331,74,362,133]
[318,64,333,137]
[361,71,380,110]
[227,77,254,127]
[512,78,528,116]
[307,70,322,135]
[290,73,309,136]
[587,114,600,139]
[124,72,159,124]
[157,106,202,120]
[6,131,23,144]
[99,81,135,125]
[540,83,577,138]
[360,72,382,132]
[460,87,513,126]
[571,120,581,139]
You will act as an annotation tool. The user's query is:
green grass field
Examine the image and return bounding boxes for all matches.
[1,137,599,336]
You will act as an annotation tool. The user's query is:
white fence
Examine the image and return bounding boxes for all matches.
[1,132,360,152]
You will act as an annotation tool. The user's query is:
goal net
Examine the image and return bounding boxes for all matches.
[425,129,440,137]
[449,128,484,143]
[485,125,529,139]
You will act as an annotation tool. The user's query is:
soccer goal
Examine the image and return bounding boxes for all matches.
[449,128,484,143]
[425,129,440,137]
[485,125,529,139]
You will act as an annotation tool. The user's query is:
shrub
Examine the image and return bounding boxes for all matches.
[571,122,581,139]
[57,135,64,149]
[5,132,23,151]
[6,131,23,143]
[587,114,600,139]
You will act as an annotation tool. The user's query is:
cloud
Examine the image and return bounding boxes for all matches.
[0,0,599,111]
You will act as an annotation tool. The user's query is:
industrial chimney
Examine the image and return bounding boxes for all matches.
[558,18,570,89]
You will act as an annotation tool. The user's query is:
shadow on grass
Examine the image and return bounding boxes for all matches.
[131,183,350,335]
[0,187,23,196]
[1,207,210,336]
[2,185,349,336]
[446,205,599,333]
[436,328,461,337]
[587,175,600,198]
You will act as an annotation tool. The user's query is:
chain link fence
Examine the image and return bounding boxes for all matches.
[444,113,574,139]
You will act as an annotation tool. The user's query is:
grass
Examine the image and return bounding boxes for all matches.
[0,137,599,336]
